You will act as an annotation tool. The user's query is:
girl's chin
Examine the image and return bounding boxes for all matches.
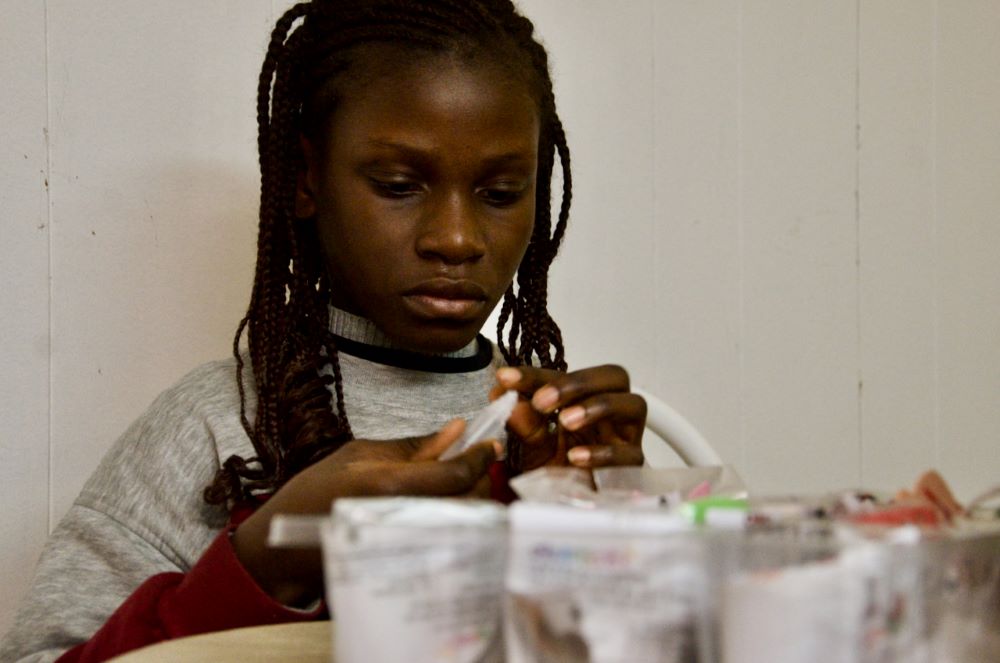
[380,316,486,355]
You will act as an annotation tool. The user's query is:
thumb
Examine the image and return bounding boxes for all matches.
[411,418,466,461]
[393,439,500,497]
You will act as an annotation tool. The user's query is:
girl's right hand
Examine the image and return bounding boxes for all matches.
[232,419,499,606]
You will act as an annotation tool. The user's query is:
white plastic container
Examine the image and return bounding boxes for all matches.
[505,502,707,663]
[321,498,508,663]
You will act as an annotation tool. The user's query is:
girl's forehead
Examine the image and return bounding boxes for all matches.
[328,56,539,148]
[318,51,540,142]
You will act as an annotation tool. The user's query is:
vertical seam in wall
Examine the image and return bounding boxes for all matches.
[855,0,864,486]
[43,0,54,534]
[737,0,746,473]
[650,0,658,396]
[930,0,941,467]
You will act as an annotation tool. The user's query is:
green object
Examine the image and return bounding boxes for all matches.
[682,496,748,526]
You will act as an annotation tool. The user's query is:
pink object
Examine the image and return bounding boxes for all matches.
[687,480,712,500]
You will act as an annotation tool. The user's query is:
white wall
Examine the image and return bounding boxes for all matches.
[2,0,999,634]
[1,0,51,635]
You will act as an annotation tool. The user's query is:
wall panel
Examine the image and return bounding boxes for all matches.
[739,0,861,493]
[652,3,743,470]
[516,0,657,382]
[0,0,51,634]
[46,0,272,522]
[858,1,938,491]
[934,0,1000,500]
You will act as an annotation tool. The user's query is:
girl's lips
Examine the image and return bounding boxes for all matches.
[401,279,489,320]
[402,293,486,320]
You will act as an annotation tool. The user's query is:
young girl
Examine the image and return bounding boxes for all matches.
[0,1,646,661]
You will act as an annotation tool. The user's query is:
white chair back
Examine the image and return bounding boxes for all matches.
[633,387,721,467]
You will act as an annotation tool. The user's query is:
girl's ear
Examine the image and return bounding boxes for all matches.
[295,134,319,219]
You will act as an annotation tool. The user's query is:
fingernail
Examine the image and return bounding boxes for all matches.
[559,406,585,430]
[492,441,504,457]
[531,386,559,412]
[567,447,590,465]
[496,367,521,386]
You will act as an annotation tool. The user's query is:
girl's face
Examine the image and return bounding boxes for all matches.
[297,54,540,353]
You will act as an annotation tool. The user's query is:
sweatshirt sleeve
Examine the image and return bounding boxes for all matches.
[0,507,323,663]
[0,360,274,663]
[53,526,322,663]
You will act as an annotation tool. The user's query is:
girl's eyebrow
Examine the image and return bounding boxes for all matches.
[481,152,537,168]
[359,140,435,170]
[364,139,429,154]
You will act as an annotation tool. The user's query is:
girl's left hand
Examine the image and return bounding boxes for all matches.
[494,365,646,471]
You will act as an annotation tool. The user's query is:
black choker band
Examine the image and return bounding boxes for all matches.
[329,334,494,374]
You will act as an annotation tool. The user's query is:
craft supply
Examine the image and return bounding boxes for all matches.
[324,498,507,663]
[505,502,706,663]
[439,391,518,461]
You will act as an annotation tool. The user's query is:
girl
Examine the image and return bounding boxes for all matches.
[0,1,646,661]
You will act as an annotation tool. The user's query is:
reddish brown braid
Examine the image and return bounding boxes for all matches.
[205,0,572,506]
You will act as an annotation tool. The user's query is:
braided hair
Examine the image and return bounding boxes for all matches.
[205,0,572,506]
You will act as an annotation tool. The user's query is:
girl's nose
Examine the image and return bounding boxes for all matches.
[415,190,487,264]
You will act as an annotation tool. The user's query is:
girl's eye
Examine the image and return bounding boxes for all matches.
[370,178,422,198]
[478,185,526,207]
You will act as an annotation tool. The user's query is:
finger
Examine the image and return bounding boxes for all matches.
[488,383,507,401]
[490,381,551,445]
[557,392,646,434]
[410,419,466,462]
[495,366,563,399]
[567,442,644,469]
[465,472,493,499]
[398,441,499,496]
[505,397,549,443]
[502,365,631,414]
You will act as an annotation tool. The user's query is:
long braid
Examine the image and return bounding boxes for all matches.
[206,0,573,506]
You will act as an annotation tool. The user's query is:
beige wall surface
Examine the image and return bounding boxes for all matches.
[2,0,999,634]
